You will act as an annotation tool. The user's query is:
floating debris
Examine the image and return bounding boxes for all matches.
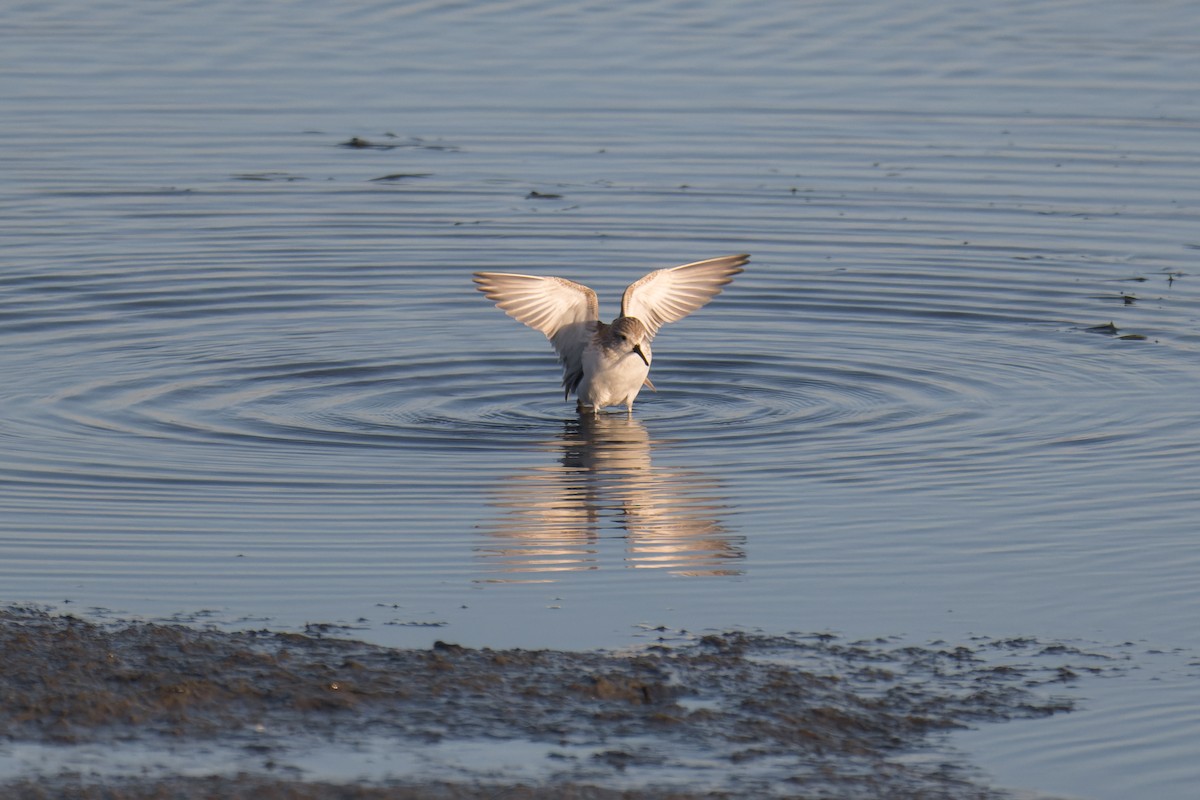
[526,190,563,199]
[1083,321,1148,341]
[339,137,393,150]
[232,172,307,182]
[339,136,460,152]
[1086,321,1120,335]
[368,173,432,182]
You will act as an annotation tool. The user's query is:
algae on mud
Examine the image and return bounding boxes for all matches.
[0,607,1112,798]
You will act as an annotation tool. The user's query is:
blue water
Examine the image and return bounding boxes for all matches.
[3,2,1200,797]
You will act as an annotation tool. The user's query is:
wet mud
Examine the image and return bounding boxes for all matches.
[0,607,1115,798]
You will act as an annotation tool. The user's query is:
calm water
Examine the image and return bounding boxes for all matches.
[3,1,1200,796]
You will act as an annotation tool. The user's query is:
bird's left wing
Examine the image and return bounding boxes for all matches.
[620,254,748,339]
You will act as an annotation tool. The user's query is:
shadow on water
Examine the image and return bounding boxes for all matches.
[476,415,744,580]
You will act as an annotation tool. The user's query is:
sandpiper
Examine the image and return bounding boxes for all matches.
[473,254,748,413]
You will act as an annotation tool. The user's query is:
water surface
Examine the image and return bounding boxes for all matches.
[3,1,1200,798]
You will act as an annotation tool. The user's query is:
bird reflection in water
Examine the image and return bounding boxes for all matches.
[478,415,744,580]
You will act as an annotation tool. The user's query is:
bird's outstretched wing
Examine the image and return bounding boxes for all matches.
[620,254,748,339]
[472,272,599,397]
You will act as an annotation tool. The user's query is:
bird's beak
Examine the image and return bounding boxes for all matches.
[632,344,649,365]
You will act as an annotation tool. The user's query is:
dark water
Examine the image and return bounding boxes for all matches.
[3,1,1200,797]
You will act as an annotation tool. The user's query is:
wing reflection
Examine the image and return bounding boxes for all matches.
[477,416,743,580]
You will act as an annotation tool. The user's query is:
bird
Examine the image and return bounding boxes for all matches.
[473,254,748,414]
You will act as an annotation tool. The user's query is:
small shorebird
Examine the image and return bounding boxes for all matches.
[473,254,748,414]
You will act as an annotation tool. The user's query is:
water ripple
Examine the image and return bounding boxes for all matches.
[4,249,1190,490]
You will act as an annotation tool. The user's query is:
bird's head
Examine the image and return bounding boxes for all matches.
[611,317,650,365]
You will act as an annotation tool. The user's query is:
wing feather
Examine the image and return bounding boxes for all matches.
[472,272,599,396]
[619,254,748,338]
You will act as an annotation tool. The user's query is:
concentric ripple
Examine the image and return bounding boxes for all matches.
[7,251,1190,488]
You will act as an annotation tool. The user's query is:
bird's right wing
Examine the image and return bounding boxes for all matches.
[472,272,599,396]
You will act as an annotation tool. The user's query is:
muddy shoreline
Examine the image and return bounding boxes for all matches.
[0,607,1108,798]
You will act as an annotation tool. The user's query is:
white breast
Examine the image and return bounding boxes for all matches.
[578,343,652,409]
